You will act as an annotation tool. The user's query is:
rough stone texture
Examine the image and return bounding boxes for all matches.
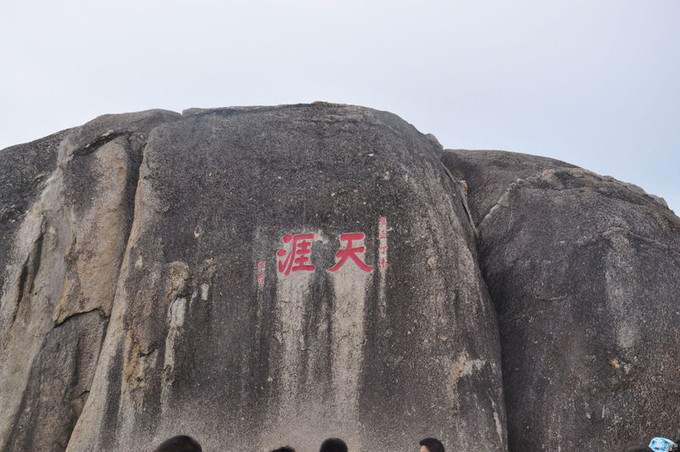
[4,311,106,451]
[442,150,680,450]
[0,131,65,298]
[0,105,507,451]
[2,106,679,452]
[441,149,577,227]
[0,110,180,452]
[66,104,506,451]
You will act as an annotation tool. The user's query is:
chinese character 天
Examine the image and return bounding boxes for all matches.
[327,232,374,273]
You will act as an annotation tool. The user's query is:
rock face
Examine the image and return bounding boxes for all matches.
[0,111,181,451]
[442,150,680,450]
[0,105,678,451]
[1,105,506,451]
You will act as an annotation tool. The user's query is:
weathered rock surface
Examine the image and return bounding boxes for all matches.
[442,150,680,450]
[1,105,507,451]
[2,105,679,451]
[441,150,577,226]
[0,110,181,451]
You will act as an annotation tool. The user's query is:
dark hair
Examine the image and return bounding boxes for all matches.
[419,437,445,452]
[320,437,348,452]
[272,447,296,452]
[153,435,202,452]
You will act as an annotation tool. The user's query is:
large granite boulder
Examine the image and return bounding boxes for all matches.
[3,105,679,452]
[0,111,181,451]
[442,150,680,450]
[1,105,506,451]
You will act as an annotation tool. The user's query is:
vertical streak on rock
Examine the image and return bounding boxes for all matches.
[274,259,315,420]
[328,261,370,444]
[603,232,640,350]
[492,399,504,446]
[250,228,268,409]
[161,296,187,411]
[377,216,388,318]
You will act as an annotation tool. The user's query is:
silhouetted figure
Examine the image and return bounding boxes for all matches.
[272,447,296,452]
[419,437,445,452]
[153,435,202,452]
[320,437,348,452]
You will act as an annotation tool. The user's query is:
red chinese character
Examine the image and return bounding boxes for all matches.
[258,274,266,285]
[277,233,316,275]
[378,257,388,269]
[327,233,374,273]
[379,229,387,240]
[379,216,387,226]
[258,261,266,272]
[380,245,388,255]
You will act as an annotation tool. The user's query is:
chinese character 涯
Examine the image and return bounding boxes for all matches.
[277,233,316,276]
[327,232,374,273]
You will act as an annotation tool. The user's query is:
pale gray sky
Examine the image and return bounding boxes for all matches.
[2,0,678,213]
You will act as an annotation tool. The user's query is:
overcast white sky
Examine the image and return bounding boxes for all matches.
[2,1,678,213]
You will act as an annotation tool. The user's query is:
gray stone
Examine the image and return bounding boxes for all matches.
[441,149,576,227]
[1,105,507,451]
[4,311,106,451]
[442,150,680,450]
[4,106,679,452]
[0,110,180,452]
[0,130,65,298]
